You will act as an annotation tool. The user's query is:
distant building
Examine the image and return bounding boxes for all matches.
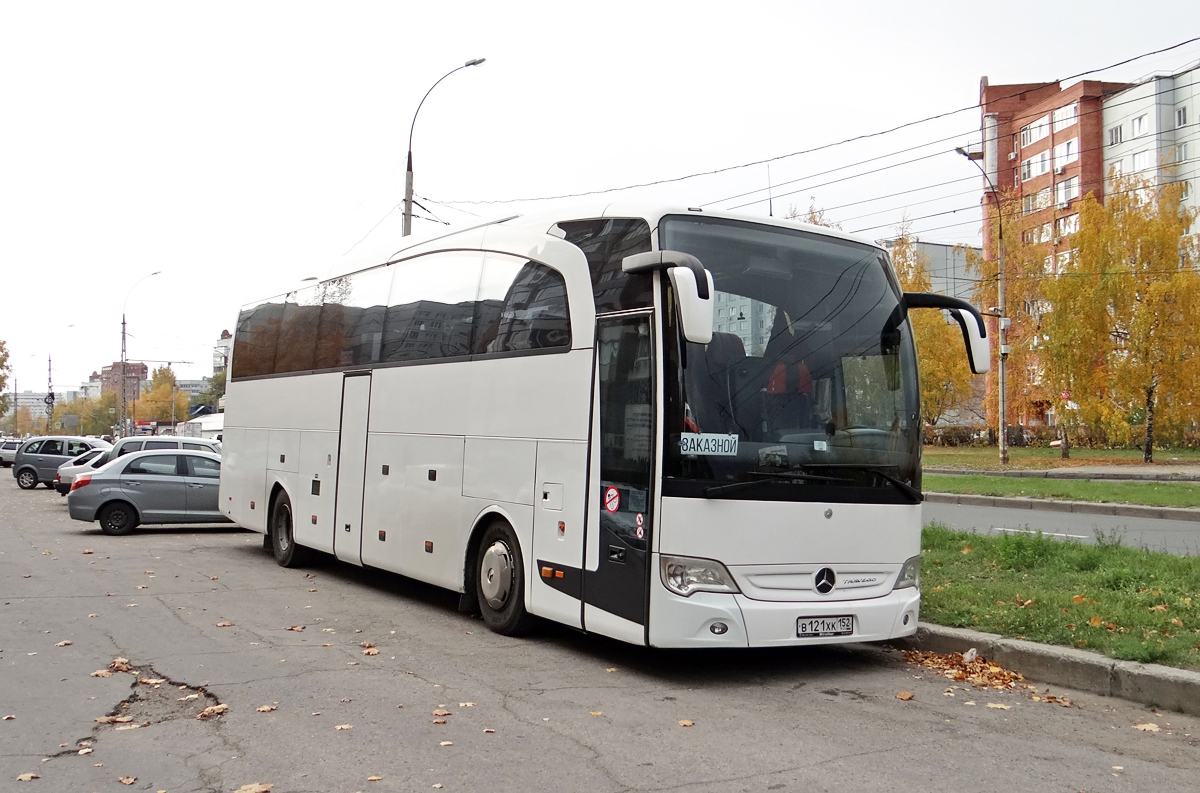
[1102,63,1198,221]
[213,330,233,374]
[100,362,148,402]
[177,378,210,398]
[80,372,103,401]
[12,390,51,420]
[879,239,980,300]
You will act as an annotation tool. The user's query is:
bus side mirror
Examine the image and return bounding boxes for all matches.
[623,250,714,344]
[903,292,991,375]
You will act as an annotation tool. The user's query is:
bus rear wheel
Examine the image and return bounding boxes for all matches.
[475,520,534,636]
[270,490,311,568]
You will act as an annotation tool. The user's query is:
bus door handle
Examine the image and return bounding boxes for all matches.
[607,545,626,564]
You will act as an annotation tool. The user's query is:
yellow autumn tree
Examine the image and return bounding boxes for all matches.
[890,223,977,427]
[130,366,189,424]
[1042,175,1200,461]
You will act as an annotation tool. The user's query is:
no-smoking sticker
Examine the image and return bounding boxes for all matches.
[604,486,620,514]
[635,512,645,539]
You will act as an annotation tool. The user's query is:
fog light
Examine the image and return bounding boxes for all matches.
[902,613,910,626]
[710,622,728,635]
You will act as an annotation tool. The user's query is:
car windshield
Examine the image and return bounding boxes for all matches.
[659,215,920,504]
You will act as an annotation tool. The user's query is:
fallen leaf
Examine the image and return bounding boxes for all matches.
[1088,616,1104,627]
[1071,595,1085,604]
[358,641,375,649]
[119,776,137,785]
[1171,617,1184,627]
[483,728,495,733]
[432,709,452,716]
[82,549,94,555]
[2,715,14,720]
[209,576,218,580]
[439,741,453,746]
[78,748,93,755]
[88,613,99,618]
[1150,604,1168,612]
[368,776,383,782]
[677,719,695,726]
[362,648,379,656]
[285,625,305,632]
[178,693,199,702]
[963,701,976,706]
[334,724,352,730]
[232,786,273,793]
[961,544,972,554]
[308,588,317,592]
[16,773,40,781]
[256,705,276,712]
[347,662,359,666]
[432,718,446,724]
[986,703,1011,710]
[433,785,444,790]
[196,703,229,720]
[340,698,352,703]
[90,670,112,678]
[590,711,603,716]
[896,691,914,701]
[459,702,475,707]
[95,715,134,724]
[1133,723,1160,732]
[110,658,132,673]
[139,678,166,685]
[605,667,617,672]
[115,723,143,731]
[216,622,234,627]
[136,585,148,590]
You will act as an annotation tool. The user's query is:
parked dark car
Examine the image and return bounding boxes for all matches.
[67,449,230,535]
[12,436,111,490]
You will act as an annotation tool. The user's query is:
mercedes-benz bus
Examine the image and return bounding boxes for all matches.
[219,205,988,647]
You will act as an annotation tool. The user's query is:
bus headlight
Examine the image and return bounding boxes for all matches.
[893,555,922,590]
[660,555,740,597]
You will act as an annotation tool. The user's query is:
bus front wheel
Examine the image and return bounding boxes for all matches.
[475,520,534,636]
[270,490,311,568]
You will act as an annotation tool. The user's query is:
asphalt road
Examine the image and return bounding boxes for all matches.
[924,502,1200,556]
[3,480,1198,793]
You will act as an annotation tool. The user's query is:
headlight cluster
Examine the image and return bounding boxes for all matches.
[894,555,921,590]
[660,555,740,597]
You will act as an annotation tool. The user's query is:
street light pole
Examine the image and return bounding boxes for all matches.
[403,58,486,237]
[956,147,1009,465]
[120,271,161,438]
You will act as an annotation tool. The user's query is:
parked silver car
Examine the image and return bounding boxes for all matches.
[67,449,230,535]
[1,438,23,467]
[54,447,109,495]
[12,436,112,490]
[91,435,221,468]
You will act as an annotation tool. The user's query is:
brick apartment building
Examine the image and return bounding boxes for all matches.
[100,361,148,403]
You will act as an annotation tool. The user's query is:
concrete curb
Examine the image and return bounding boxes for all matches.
[902,623,1200,716]
[926,466,1200,482]
[924,491,1200,522]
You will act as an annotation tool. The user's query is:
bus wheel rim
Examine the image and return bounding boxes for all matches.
[480,540,513,610]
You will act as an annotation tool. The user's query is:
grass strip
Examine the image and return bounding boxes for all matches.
[923,446,1200,471]
[923,473,1200,508]
[920,523,1200,670]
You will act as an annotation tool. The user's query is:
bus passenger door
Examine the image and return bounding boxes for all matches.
[333,373,371,566]
[584,314,654,642]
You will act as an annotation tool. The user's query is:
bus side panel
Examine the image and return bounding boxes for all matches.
[221,427,269,532]
[463,438,536,507]
[527,439,586,629]
[267,430,300,474]
[293,430,338,554]
[362,433,466,590]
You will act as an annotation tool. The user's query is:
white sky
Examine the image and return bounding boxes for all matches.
[3,1,1199,393]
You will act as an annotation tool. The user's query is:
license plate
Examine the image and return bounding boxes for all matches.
[797,615,853,638]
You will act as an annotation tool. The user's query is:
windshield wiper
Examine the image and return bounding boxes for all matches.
[793,464,923,503]
[703,470,853,498]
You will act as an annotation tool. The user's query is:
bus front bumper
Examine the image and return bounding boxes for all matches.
[649,585,921,648]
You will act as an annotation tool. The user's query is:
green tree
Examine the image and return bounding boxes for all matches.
[1043,175,1200,461]
[890,224,976,427]
[192,371,226,410]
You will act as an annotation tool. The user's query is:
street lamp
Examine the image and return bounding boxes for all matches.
[120,271,161,438]
[955,146,1009,465]
[403,58,486,237]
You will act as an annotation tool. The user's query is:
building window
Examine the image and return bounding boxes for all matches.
[1040,223,1053,243]
[1052,138,1079,170]
[1022,187,1052,215]
[1056,250,1073,271]
[1054,176,1080,206]
[1132,115,1148,137]
[1056,214,1080,237]
[1020,114,1051,147]
[1132,150,1153,172]
[1177,106,1187,129]
[1052,103,1078,132]
[1109,125,1124,146]
[1176,142,1189,163]
[1021,150,1052,180]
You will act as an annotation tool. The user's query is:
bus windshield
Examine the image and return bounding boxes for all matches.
[659,215,921,503]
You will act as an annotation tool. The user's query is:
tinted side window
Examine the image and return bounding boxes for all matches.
[125,455,180,476]
[231,296,286,379]
[23,440,44,454]
[380,252,481,362]
[556,219,652,313]
[144,440,177,450]
[183,443,205,451]
[67,441,89,455]
[116,441,143,457]
[187,456,221,478]
[274,286,322,374]
[475,257,571,354]
[316,268,393,369]
[41,440,65,455]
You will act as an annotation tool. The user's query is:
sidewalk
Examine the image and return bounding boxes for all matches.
[924,491,1200,521]
[926,464,1200,482]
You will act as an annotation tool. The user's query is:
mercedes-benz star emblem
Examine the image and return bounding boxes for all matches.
[814,567,836,594]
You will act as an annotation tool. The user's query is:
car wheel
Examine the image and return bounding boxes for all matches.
[270,490,311,568]
[99,502,138,536]
[475,519,535,636]
[16,469,38,490]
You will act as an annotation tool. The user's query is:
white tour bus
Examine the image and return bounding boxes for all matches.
[220,205,988,648]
